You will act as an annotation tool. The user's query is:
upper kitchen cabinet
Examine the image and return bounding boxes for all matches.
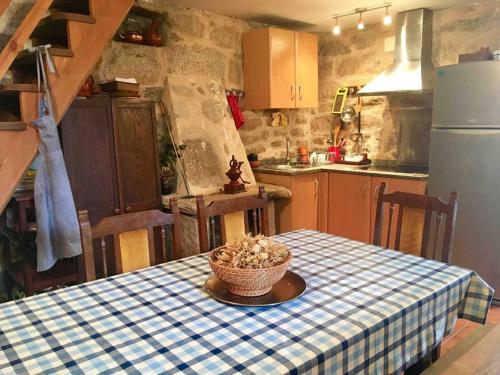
[243,28,318,110]
[294,32,318,108]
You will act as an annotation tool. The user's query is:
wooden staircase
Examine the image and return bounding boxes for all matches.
[0,0,133,213]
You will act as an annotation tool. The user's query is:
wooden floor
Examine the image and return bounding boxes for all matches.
[441,305,500,355]
[422,304,500,374]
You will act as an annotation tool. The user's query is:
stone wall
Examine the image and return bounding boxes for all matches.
[94,1,261,195]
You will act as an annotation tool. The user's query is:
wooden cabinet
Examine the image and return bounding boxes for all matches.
[254,172,320,233]
[255,170,427,240]
[111,100,161,214]
[61,96,161,224]
[327,172,427,243]
[328,173,371,243]
[61,96,161,277]
[61,96,120,225]
[295,32,318,108]
[243,28,318,110]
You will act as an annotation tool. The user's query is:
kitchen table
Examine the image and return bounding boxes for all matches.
[0,230,493,374]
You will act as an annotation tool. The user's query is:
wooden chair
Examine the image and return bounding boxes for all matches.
[196,186,269,253]
[373,182,458,263]
[78,199,182,281]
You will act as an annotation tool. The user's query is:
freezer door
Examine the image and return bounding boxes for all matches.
[429,128,500,298]
[433,61,500,128]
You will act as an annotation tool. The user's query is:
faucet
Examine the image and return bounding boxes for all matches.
[285,135,290,165]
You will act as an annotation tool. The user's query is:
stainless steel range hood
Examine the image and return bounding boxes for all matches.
[358,8,434,96]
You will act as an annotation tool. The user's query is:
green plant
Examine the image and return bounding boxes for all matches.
[159,135,181,168]
[247,153,259,162]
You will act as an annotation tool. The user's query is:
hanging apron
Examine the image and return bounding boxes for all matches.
[32,46,82,272]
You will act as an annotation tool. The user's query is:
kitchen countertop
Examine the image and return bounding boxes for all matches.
[253,163,429,181]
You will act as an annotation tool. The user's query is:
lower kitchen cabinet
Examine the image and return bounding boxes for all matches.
[254,172,321,233]
[327,173,427,244]
[328,173,371,243]
[254,170,427,241]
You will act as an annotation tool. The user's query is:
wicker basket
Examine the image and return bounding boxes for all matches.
[208,246,292,297]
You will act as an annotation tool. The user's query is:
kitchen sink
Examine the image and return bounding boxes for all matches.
[260,164,311,171]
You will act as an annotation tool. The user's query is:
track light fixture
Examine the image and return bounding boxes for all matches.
[383,6,392,25]
[332,17,341,35]
[357,12,365,30]
[332,2,392,36]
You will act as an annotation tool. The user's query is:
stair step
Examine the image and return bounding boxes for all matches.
[0,84,41,95]
[47,11,96,24]
[31,12,96,48]
[12,48,73,68]
[50,0,91,15]
[0,122,28,131]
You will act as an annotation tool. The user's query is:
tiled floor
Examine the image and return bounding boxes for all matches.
[441,304,500,355]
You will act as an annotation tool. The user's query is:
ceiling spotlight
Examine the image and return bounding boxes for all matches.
[383,6,392,25]
[332,17,341,35]
[357,12,365,30]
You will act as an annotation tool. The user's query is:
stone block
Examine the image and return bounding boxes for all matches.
[165,44,225,79]
[210,25,242,49]
[98,43,164,85]
[201,99,225,123]
[167,12,205,38]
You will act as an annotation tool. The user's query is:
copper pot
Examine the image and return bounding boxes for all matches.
[78,75,93,97]
[145,19,162,47]
[120,31,144,45]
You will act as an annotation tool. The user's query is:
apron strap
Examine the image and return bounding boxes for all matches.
[30,44,56,116]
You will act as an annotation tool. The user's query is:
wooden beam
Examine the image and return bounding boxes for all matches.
[0,0,11,17]
[0,0,53,79]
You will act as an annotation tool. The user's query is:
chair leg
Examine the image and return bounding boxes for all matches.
[4,272,14,301]
[431,343,441,362]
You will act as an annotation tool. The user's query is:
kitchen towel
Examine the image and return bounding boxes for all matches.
[226,91,245,129]
[33,45,82,271]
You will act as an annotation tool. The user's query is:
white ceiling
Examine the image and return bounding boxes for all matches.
[166,0,489,31]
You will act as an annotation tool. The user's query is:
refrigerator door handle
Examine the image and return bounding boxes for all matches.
[432,129,500,136]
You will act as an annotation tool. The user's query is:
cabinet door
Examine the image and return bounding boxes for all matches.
[61,96,119,225]
[295,32,318,108]
[370,177,427,248]
[242,29,271,110]
[328,173,371,243]
[290,174,319,231]
[269,28,296,108]
[112,100,161,213]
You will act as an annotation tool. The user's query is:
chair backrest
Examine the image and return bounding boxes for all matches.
[196,186,269,253]
[78,199,182,281]
[373,182,458,263]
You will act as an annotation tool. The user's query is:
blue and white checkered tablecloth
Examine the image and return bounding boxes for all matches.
[0,230,493,374]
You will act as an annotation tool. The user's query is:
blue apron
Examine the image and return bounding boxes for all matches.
[32,46,81,272]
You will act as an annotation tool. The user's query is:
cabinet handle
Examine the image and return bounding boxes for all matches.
[291,85,295,101]
[314,179,318,196]
[114,208,121,215]
[299,85,303,100]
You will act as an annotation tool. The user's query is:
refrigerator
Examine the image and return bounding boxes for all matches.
[429,61,500,303]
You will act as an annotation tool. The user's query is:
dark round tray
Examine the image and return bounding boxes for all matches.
[204,270,306,307]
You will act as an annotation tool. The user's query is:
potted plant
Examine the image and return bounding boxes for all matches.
[247,153,260,169]
[158,135,185,195]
